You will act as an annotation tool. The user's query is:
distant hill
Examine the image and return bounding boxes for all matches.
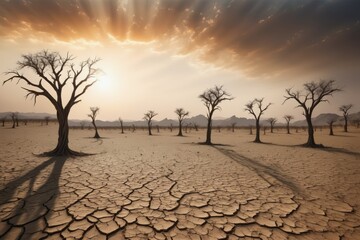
[0,112,56,120]
[293,112,360,126]
[2,112,359,127]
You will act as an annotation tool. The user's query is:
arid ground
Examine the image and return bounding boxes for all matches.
[1,125,360,240]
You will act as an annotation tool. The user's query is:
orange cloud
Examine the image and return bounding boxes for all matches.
[0,0,359,77]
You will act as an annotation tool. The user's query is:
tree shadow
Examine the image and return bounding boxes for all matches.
[212,146,303,195]
[262,142,360,157]
[0,156,68,238]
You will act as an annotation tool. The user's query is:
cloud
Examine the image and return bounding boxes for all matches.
[0,0,359,77]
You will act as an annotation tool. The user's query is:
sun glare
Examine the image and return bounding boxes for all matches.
[97,74,112,91]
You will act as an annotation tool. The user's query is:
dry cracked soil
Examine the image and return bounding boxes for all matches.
[1,125,360,239]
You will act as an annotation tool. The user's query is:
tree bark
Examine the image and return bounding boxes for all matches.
[344,116,348,132]
[305,115,316,147]
[329,123,334,135]
[177,120,183,136]
[148,122,152,135]
[286,122,290,134]
[92,119,100,138]
[46,109,73,155]
[254,119,261,143]
[205,112,213,144]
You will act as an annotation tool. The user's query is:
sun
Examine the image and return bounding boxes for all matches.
[97,74,112,91]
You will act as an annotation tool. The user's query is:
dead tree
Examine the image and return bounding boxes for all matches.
[193,123,199,131]
[15,114,19,127]
[231,122,236,132]
[339,104,353,132]
[10,112,17,128]
[88,107,100,138]
[267,118,277,133]
[3,51,100,155]
[143,110,158,136]
[80,121,86,130]
[284,80,340,147]
[119,117,124,134]
[175,108,189,136]
[328,118,336,136]
[1,116,6,127]
[245,98,272,143]
[44,116,50,125]
[284,115,294,134]
[199,85,233,144]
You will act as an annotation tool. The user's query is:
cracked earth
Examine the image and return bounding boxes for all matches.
[1,126,360,239]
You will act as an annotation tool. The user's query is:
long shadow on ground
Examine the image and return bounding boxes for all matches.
[0,156,67,238]
[212,146,303,195]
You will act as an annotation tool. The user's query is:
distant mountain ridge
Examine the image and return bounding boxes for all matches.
[1,112,359,127]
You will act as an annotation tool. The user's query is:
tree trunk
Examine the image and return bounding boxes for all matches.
[205,113,213,144]
[92,120,100,138]
[46,110,73,156]
[254,119,261,143]
[12,118,15,128]
[178,121,183,136]
[344,116,348,132]
[121,122,124,134]
[305,115,316,147]
[329,123,334,135]
[286,122,290,134]
[148,122,152,135]
[270,125,273,133]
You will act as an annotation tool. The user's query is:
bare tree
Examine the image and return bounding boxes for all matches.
[284,80,340,147]
[119,117,124,134]
[44,116,50,125]
[175,108,189,136]
[245,98,272,143]
[1,116,6,127]
[231,122,236,132]
[267,118,277,133]
[3,51,100,155]
[143,110,158,136]
[327,118,336,136]
[199,85,233,144]
[80,121,86,130]
[88,107,100,138]
[193,123,199,131]
[339,104,353,132]
[284,115,294,134]
[10,112,17,128]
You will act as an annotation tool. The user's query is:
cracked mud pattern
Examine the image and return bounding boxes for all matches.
[1,127,360,239]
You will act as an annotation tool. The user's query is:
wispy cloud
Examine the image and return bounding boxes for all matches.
[0,0,359,77]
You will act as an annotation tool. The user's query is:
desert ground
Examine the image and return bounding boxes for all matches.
[0,124,360,240]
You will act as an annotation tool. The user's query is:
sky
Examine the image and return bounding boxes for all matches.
[0,0,359,121]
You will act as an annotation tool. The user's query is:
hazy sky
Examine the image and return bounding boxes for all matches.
[0,0,359,121]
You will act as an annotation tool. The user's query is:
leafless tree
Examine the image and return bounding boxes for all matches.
[119,117,124,134]
[1,116,6,127]
[199,85,233,144]
[143,110,158,135]
[284,80,340,147]
[339,104,353,132]
[245,98,272,143]
[193,123,199,131]
[284,115,294,134]
[88,107,100,138]
[231,122,236,132]
[267,118,277,133]
[3,51,100,155]
[80,121,86,130]
[10,112,17,128]
[175,108,189,136]
[327,118,336,136]
[44,116,50,125]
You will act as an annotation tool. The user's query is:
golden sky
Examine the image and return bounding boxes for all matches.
[0,0,359,121]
